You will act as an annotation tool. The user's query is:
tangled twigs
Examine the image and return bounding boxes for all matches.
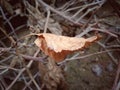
[59,49,120,64]
[37,0,83,26]
[0,44,46,61]
[6,50,40,90]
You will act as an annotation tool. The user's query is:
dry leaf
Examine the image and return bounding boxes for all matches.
[35,33,101,62]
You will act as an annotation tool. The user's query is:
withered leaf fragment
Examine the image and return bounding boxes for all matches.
[35,33,100,62]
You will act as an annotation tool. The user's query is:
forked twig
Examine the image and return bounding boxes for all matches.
[44,8,50,33]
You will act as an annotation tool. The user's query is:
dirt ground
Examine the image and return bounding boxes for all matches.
[66,45,116,90]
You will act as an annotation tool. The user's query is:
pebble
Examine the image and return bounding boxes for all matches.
[92,64,102,76]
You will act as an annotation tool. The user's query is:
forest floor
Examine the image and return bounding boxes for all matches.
[0,0,120,90]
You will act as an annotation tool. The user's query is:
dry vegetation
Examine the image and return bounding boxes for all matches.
[0,0,120,90]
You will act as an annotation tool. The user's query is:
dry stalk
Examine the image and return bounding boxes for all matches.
[44,8,50,33]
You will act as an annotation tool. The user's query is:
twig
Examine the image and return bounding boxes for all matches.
[116,81,120,90]
[0,77,8,89]
[0,40,7,47]
[24,64,41,90]
[22,72,39,90]
[64,0,103,13]
[57,0,75,11]
[109,0,120,17]
[0,47,11,53]
[0,65,19,71]
[21,54,48,62]
[4,14,18,24]
[0,47,48,62]
[76,6,99,23]
[75,26,91,37]
[0,24,26,41]
[0,68,8,75]
[16,50,41,90]
[112,60,120,90]
[21,74,33,90]
[80,8,100,29]
[97,42,118,64]
[0,55,14,63]
[0,27,13,42]
[44,8,50,33]
[106,45,120,49]
[59,49,120,64]
[92,28,118,38]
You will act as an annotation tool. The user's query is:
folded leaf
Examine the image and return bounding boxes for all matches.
[35,33,101,62]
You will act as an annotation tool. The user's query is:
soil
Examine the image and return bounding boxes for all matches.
[66,44,116,90]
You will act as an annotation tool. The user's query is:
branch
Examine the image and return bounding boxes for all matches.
[59,49,120,64]
[21,54,48,62]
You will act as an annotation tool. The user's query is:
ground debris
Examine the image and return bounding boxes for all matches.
[38,59,68,90]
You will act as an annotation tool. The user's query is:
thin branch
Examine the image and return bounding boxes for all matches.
[116,81,120,90]
[59,49,120,64]
[22,72,39,90]
[44,8,50,33]
[92,28,118,38]
[21,54,48,62]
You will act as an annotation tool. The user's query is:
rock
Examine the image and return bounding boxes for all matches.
[92,64,102,76]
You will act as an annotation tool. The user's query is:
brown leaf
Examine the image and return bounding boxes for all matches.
[35,33,101,62]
